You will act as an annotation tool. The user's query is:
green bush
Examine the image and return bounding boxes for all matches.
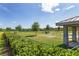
[6,32,79,56]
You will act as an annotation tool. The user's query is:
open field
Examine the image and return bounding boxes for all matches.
[0,31,79,56]
[0,31,78,56]
[15,31,63,46]
[0,3,79,57]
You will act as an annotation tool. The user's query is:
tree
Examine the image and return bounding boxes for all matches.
[0,28,2,31]
[45,25,50,34]
[32,22,40,35]
[46,25,50,30]
[57,26,60,31]
[32,22,40,31]
[15,25,22,31]
[6,27,12,31]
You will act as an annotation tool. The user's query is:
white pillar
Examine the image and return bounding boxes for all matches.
[72,26,77,42]
[77,27,79,44]
[63,26,69,46]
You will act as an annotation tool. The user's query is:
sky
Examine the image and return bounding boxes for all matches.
[0,3,79,29]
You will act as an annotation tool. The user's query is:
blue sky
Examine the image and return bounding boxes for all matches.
[0,3,79,29]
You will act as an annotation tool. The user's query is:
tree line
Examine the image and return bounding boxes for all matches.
[0,22,63,31]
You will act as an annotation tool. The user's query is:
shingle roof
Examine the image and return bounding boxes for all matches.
[56,16,79,26]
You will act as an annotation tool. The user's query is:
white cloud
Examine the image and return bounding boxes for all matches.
[55,8,60,11]
[65,5,75,10]
[41,3,60,13]
[0,5,10,13]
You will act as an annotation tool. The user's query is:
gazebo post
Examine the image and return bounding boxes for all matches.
[63,26,69,46]
[72,26,77,42]
[78,27,79,44]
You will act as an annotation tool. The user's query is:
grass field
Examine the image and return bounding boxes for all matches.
[1,31,79,56]
[5,31,65,56]
[16,31,63,46]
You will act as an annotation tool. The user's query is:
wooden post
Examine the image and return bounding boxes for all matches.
[63,26,69,46]
[72,26,77,42]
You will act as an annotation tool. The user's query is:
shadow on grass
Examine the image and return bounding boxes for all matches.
[25,35,37,37]
[57,44,72,49]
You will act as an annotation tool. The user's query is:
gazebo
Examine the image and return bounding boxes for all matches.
[56,16,79,47]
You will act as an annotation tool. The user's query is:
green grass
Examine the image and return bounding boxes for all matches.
[5,31,65,56]
[4,30,79,56]
[17,31,63,46]
[0,32,5,55]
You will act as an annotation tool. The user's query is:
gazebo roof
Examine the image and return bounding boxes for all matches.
[56,16,79,26]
